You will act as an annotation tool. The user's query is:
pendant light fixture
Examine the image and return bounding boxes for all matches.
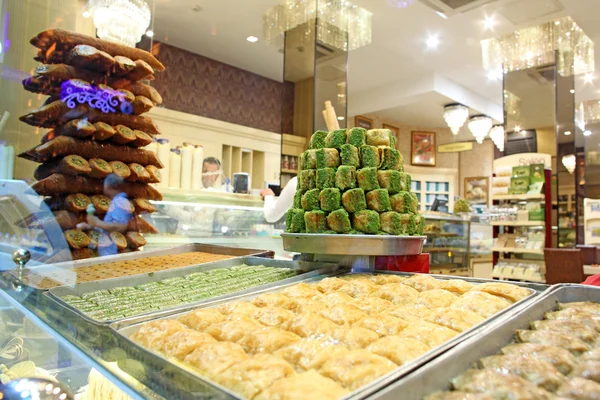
[562,155,576,174]
[468,115,492,144]
[489,125,505,151]
[443,104,469,135]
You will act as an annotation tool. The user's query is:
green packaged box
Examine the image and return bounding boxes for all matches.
[301,189,320,211]
[286,209,306,233]
[340,144,360,167]
[304,210,327,233]
[298,169,316,192]
[357,167,380,191]
[377,170,402,194]
[366,189,392,212]
[352,209,381,234]
[511,176,530,189]
[529,164,545,183]
[326,209,352,233]
[342,188,367,213]
[325,129,347,149]
[336,166,357,191]
[316,168,336,189]
[380,211,402,235]
[309,130,328,149]
[512,165,530,178]
[508,187,527,195]
[320,188,342,211]
[316,148,340,169]
[347,127,366,147]
[529,208,545,221]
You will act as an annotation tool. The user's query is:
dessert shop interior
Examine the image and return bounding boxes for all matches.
[1,0,600,399]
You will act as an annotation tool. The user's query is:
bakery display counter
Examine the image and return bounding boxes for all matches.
[422,213,470,276]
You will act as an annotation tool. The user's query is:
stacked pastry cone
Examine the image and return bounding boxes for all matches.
[18,29,165,260]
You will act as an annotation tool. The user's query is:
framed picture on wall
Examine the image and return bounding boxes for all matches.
[383,124,399,145]
[355,115,373,129]
[464,176,489,205]
[411,131,436,166]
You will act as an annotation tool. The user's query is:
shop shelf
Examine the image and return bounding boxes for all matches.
[281,168,299,174]
[492,194,545,201]
[491,247,544,255]
[491,221,545,227]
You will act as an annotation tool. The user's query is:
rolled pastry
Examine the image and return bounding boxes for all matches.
[67,45,115,73]
[132,198,155,214]
[127,215,159,234]
[64,229,90,249]
[125,231,147,249]
[109,231,128,250]
[130,130,153,148]
[88,158,113,178]
[90,194,111,214]
[108,161,131,179]
[124,60,155,81]
[112,56,136,76]
[126,163,151,183]
[54,118,96,139]
[111,125,136,145]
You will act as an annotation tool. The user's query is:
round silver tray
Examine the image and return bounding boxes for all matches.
[281,233,426,256]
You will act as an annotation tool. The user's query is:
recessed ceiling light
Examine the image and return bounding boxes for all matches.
[484,16,496,30]
[564,131,572,136]
[436,11,448,19]
[192,5,202,12]
[145,30,154,38]
[584,130,592,136]
[426,35,440,49]
[487,69,502,81]
[82,10,91,18]
[585,74,595,83]
[515,125,521,132]
[570,89,575,94]
[247,36,258,43]
[337,116,345,121]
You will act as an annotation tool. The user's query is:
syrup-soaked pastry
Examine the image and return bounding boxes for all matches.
[351,297,395,315]
[251,293,296,309]
[425,392,494,400]
[218,301,259,316]
[125,231,146,249]
[178,308,226,331]
[92,122,116,141]
[416,289,458,309]
[281,312,338,338]
[124,60,155,81]
[19,100,85,128]
[532,319,599,343]
[32,137,163,166]
[64,193,91,213]
[67,45,115,72]
[500,343,579,376]
[52,210,85,230]
[318,350,397,391]
[558,301,600,315]
[570,361,600,384]
[471,282,530,303]
[64,229,90,249]
[90,194,111,214]
[126,163,151,183]
[111,79,163,104]
[204,317,262,343]
[337,279,379,298]
[371,283,419,306]
[108,161,131,179]
[144,165,161,184]
[425,308,485,333]
[516,329,590,356]
[399,321,459,348]
[126,215,159,233]
[59,154,92,175]
[480,354,566,392]
[329,326,380,350]
[237,327,301,354]
[132,198,155,214]
[438,279,475,295]
[583,348,600,362]
[319,304,368,325]
[54,118,96,138]
[287,298,328,315]
[88,230,111,250]
[450,291,511,319]
[255,370,349,400]
[386,304,433,321]
[183,341,249,375]
[159,329,217,360]
[367,335,431,365]
[109,231,128,250]
[130,130,152,148]
[281,283,321,299]
[112,56,136,76]
[545,308,600,322]
[402,274,441,292]
[252,306,295,327]
[88,158,112,178]
[354,314,409,337]
[274,338,349,371]
[71,247,95,260]
[111,125,136,145]
[452,369,552,399]
[213,354,295,399]
[315,277,348,293]
[132,96,154,115]
[130,320,188,349]
[556,377,600,400]
[368,274,405,285]
[30,29,165,71]
[316,292,355,308]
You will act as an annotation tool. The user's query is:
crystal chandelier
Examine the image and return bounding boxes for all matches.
[386,0,415,7]
[482,16,594,77]
[88,0,151,47]
[443,104,469,135]
[263,0,372,52]
[562,154,576,174]
[489,125,505,152]
[468,115,492,144]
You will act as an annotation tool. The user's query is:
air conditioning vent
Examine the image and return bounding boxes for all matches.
[505,129,538,155]
[418,0,501,16]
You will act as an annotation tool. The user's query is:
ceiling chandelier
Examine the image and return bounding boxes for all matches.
[482,16,595,77]
[87,0,151,47]
[443,104,469,135]
[386,0,415,7]
[562,154,576,174]
[489,125,505,152]
[468,115,492,144]
[263,0,372,52]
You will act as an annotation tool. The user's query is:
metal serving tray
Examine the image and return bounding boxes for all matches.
[47,257,338,325]
[281,233,426,256]
[110,271,539,400]
[369,283,600,400]
[4,243,273,291]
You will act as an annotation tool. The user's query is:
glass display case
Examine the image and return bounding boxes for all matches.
[421,213,470,276]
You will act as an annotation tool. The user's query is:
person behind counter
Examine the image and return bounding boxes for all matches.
[261,176,297,223]
[202,157,224,189]
[76,173,133,256]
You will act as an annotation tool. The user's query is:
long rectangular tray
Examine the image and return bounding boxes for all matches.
[110,271,539,400]
[281,233,426,256]
[47,257,338,325]
[5,243,273,291]
[369,283,600,400]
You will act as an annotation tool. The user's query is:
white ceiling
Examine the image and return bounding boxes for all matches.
[149,0,600,130]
